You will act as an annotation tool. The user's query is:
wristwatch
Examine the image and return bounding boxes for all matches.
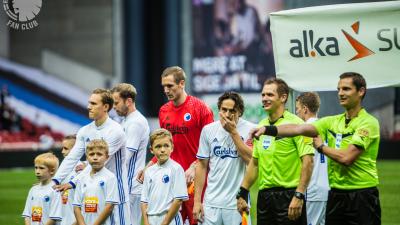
[294,191,305,200]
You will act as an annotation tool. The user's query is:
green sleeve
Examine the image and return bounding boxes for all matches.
[252,138,260,159]
[312,116,332,141]
[293,135,314,157]
[350,120,379,150]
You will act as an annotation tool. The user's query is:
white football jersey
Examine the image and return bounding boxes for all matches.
[306,117,330,201]
[141,159,188,215]
[60,161,84,225]
[54,117,129,203]
[22,182,62,225]
[73,167,119,225]
[122,110,150,195]
[197,118,256,209]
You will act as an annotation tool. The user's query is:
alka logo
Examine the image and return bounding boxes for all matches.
[3,0,42,30]
[290,21,380,62]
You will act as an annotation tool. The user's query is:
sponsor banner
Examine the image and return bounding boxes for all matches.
[191,0,283,94]
[270,1,400,91]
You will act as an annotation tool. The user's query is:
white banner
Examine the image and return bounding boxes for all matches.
[270,1,400,91]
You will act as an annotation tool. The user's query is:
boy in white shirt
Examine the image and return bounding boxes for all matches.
[60,135,86,225]
[141,128,188,225]
[22,153,62,225]
[73,139,119,225]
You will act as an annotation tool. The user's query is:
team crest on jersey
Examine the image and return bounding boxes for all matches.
[162,175,170,183]
[213,146,238,159]
[184,113,191,121]
[99,181,105,187]
[43,195,50,202]
[262,136,272,149]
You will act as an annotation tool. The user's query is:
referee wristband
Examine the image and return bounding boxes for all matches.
[236,187,249,203]
[316,144,325,153]
[263,125,278,136]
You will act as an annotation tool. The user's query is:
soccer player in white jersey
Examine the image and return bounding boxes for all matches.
[141,128,188,225]
[52,88,131,225]
[22,153,62,225]
[193,91,256,225]
[111,83,150,225]
[295,92,329,225]
[73,139,119,225]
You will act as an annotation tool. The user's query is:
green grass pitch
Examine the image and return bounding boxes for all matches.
[0,160,399,225]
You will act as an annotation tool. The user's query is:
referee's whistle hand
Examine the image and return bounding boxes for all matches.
[288,197,303,220]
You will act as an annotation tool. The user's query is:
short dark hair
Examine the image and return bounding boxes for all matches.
[296,92,320,114]
[111,83,137,102]
[161,66,186,84]
[339,72,367,99]
[217,91,245,117]
[92,88,114,112]
[63,134,76,141]
[263,78,290,103]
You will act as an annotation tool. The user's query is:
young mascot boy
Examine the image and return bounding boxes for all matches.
[22,153,62,225]
[73,139,119,225]
[141,128,189,225]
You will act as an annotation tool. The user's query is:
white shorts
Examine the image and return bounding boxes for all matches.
[113,201,131,225]
[130,194,142,225]
[306,201,327,225]
[148,212,183,225]
[200,205,248,225]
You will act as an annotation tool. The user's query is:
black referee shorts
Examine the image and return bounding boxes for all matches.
[257,187,307,225]
[326,187,381,225]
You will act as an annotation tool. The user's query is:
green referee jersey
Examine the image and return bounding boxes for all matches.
[253,111,314,190]
[312,108,380,190]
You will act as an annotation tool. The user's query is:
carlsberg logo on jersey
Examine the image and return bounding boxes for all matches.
[213,146,238,159]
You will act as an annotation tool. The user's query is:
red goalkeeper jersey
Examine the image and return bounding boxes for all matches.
[157,95,214,170]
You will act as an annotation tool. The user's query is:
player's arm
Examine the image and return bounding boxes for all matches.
[92,203,114,225]
[250,124,318,139]
[53,130,86,184]
[140,203,150,225]
[313,137,362,166]
[161,199,183,225]
[44,219,56,225]
[73,206,86,225]
[237,157,258,213]
[288,154,313,220]
[193,158,208,221]
[24,217,31,225]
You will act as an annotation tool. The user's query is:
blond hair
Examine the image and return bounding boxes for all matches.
[150,128,173,147]
[34,152,59,172]
[86,139,109,155]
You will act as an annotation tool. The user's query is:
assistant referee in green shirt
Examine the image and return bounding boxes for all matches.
[252,72,381,225]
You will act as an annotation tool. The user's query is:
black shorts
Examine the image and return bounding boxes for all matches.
[257,187,307,225]
[326,187,381,225]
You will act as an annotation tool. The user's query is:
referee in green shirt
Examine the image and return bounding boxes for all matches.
[237,78,314,225]
[252,72,381,225]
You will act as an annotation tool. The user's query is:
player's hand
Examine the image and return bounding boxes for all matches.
[288,197,303,220]
[193,201,204,223]
[54,183,72,192]
[249,127,265,140]
[74,163,86,173]
[312,136,323,149]
[237,197,249,214]
[219,112,237,133]
[136,169,144,184]
[185,164,195,184]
